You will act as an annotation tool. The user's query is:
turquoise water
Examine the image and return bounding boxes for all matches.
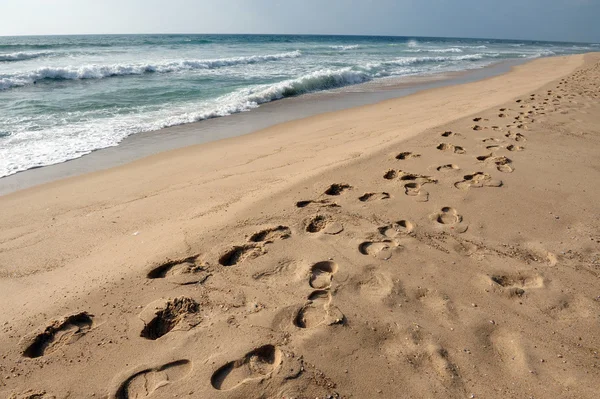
[0,34,596,177]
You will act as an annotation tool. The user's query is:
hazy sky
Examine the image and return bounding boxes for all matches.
[1,0,599,43]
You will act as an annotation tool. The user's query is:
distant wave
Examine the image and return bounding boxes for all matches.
[0,51,53,62]
[329,45,360,51]
[405,47,463,53]
[0,50,302,90]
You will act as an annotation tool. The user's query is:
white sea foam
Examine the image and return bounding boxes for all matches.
[406,47,463,53]
[0,51,53,62]
[329,45,360,51]
[0,50,302,90]
[0,67,372,177]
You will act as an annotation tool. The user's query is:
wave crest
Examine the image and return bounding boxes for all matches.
[0,50,302,90]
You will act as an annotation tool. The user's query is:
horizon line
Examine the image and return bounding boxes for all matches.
[0,32,596,46]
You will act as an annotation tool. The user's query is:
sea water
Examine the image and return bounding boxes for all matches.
[0,34,596,177]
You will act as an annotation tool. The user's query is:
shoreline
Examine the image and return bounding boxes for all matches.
[2,52,599,398]
[0,57,525,195]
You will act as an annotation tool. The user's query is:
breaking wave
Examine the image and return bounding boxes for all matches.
[0,50,302,90]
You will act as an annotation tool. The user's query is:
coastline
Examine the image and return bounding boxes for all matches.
[0,58,525,195]
[2,52,599,398]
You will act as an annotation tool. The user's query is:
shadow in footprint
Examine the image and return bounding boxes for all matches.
[396,152,421,160]
[305,215,343,235]
[324,183,352,196]
[211,345,282,391]
[147,256,208,285]
[115,360,192,399]
[248,226,291,243]
[437,143,466,154]
[359,192,390,202]
[430,207,468,233]
[294,291,344,329]
[21,312,94,358]
[140,297,200,340]
[359,240,402,260]
[454,172,502,190]
[219,244,265,266]
[309,261,338,289]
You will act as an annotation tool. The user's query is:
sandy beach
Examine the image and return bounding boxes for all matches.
[1,52,599,398]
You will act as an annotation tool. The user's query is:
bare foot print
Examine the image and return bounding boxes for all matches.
[507,144,525,152]
[295,199,334,208]
[305,215,343,235]
[147,255,209,285]
[309,261,339,289]
[441,131,457,137]
[430,207,468,233]
[490,273,544,297]
[115,360,192,399]
[359,239,403,260]
[477,154,514,173]
[404,182,429,202]
[396,152,421,160]
[437,164,459,172]
[454,172,502,190]
[21,312,93,358]
[294,291,344,329]
[248,226,291,243]
[324,183,352,196]
[219,244,265,266]
[437,143,466,154]
[359,192,390,202]
[379,220,414,237]
[505,132,526,142]
[211,345,282,391]
[139,297,201,340]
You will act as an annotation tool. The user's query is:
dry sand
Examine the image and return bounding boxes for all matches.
[1,53,599,399]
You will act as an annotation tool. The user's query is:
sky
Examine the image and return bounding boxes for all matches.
[1,0,599,43]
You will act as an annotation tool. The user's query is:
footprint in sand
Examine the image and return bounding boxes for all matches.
[248,226,291,243]
[211,345,282,391]
[436,143,466,154]
[490,273,544,297]
[477,154,514,173]
[20,312,94,358]
[430,207,468,233]
[441,130,458,137]
[324,183,352,196]
[399,172,437,202]
[309,261,339,289]
[403,182,429,202]
[473,117,483,122]
[219,244,266,266]
[505,132,527,142]
[383,169,399,180]
[139,297,201,340]
[507,144,525,152]
[359,239,403,260]
[359,192,390,202]
[305,214,344,235]
[396,152,421,160]
[114,360,192,399]
[436,164,459,172]
[295,199,336,208]
[472,125,484,131]
[294,290,344,329]
[454,172,503,190]
[378,220,414,237]
[147,255,209,285]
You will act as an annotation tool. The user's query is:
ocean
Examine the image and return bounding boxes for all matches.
[0,34,596,178]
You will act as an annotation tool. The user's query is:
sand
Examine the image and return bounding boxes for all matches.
[1,53,599,399]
